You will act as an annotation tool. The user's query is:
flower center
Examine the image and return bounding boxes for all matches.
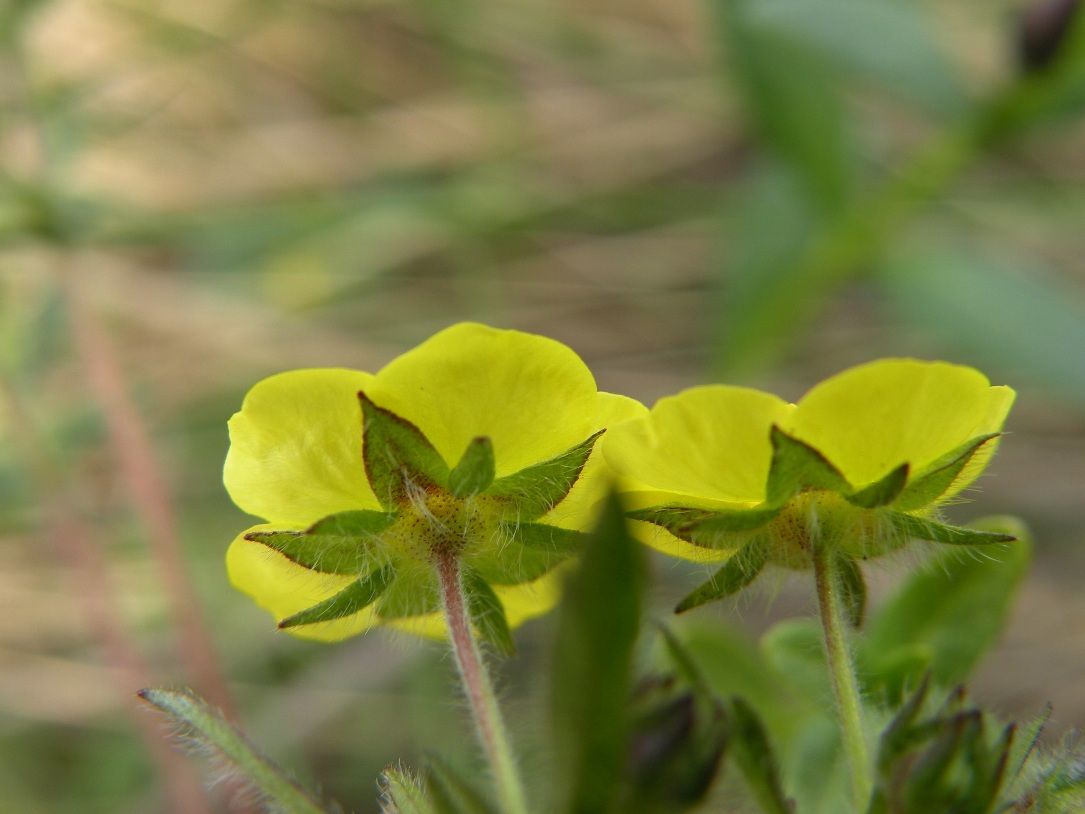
[767,492,899,567]
[382,484,503,565]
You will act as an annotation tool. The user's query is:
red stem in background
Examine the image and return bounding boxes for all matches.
[1,379,213,814]
[62,273,237,722]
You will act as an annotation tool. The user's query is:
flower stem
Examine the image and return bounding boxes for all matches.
[436,553,529,814]
[812,544,871,812]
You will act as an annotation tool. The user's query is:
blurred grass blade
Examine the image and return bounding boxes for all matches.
[859,518,1031,701]
[729,697,792,814]
[549,492,646,814]
[883,248,1085,407]
[748,0,967,117]
[137,688,332,814]
[714,0,856,211]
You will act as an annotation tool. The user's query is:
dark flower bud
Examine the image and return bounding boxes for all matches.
[623,678,728,812]
[1019,0,1082,72]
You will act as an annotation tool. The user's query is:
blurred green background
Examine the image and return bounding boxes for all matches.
[2,0,1085,810]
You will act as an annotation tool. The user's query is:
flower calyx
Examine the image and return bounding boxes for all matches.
[244,392,601,651]
[631,425,1015,614]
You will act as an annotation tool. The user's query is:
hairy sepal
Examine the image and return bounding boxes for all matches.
[246,510,395,574]
[487,430,604,521]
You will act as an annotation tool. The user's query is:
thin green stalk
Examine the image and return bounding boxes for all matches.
[436,552,529,814]
[812,544,871,812]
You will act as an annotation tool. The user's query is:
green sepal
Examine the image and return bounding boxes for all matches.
[423,753,499,814]
[630,505,779,554]
[245,510,396,575]
[377,566,440,619]
[137,688,333,814]
[728,696,792,814]
[381,766,437,814]
[360,392,451,509]
[462,570,515,656]
[279,564,394,629]
[889,512,1017,546]
[893,433,1000,512]
[836,553,867,628]
[846,463,909,509]
[488,430,604,521]
[449,437,495,498]
[473,522,583,585]
[675,541,769,614]
[766,425,851,505]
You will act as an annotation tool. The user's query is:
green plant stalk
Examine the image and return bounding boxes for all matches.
[812,544,871,811]
[436,552,530,814]
[138,689,327,814]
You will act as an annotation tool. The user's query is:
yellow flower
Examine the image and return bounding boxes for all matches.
[226,323,644,643]
[603,359,1015,611]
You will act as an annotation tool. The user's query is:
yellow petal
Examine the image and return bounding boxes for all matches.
[384,567,564,639]
[366,323,598,478]
[787,360,1012,489]
[226,527,378,642]
[224,369,381,526]
[603,385,793,505]
[542,391,648,531]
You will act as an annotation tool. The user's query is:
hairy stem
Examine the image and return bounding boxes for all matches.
[813,544,871,811]
[436,553,529,814]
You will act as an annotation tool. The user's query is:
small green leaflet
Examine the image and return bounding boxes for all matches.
[463,570,515,656]
[360,392,451,509]
[675,541,769,613]
[488,430,604,521]
[893,433,999,512]
[766,425,851,505]
[448,437,496,498]
[279,564,394,629]
[246,510,395,574]
[889,513,1017,546]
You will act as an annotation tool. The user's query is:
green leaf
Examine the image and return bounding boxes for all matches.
[835,553,867,628]
[424,754,498,814]
[729,696,792,814]
[882,248,1085,408]
[888,512,1017,546]
[715,164,822,375]
[759,619,830,702]
[893,434,1000,512]
[245,510,396,575]
[549,492,646,814]
[628,504,780,547]
[381,766,437,814]
[462,570,515,657]
[846,463,909,509]
[137,688,332,814]
[279,564,394,629]
[860,520,1031,698]
[675,541,769,613]
[747,0,967,118]
[488,430,604,521]
[714,0,856,211]
[449,437,495,498]
[766,425,850,505]
[361,392,451,509]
